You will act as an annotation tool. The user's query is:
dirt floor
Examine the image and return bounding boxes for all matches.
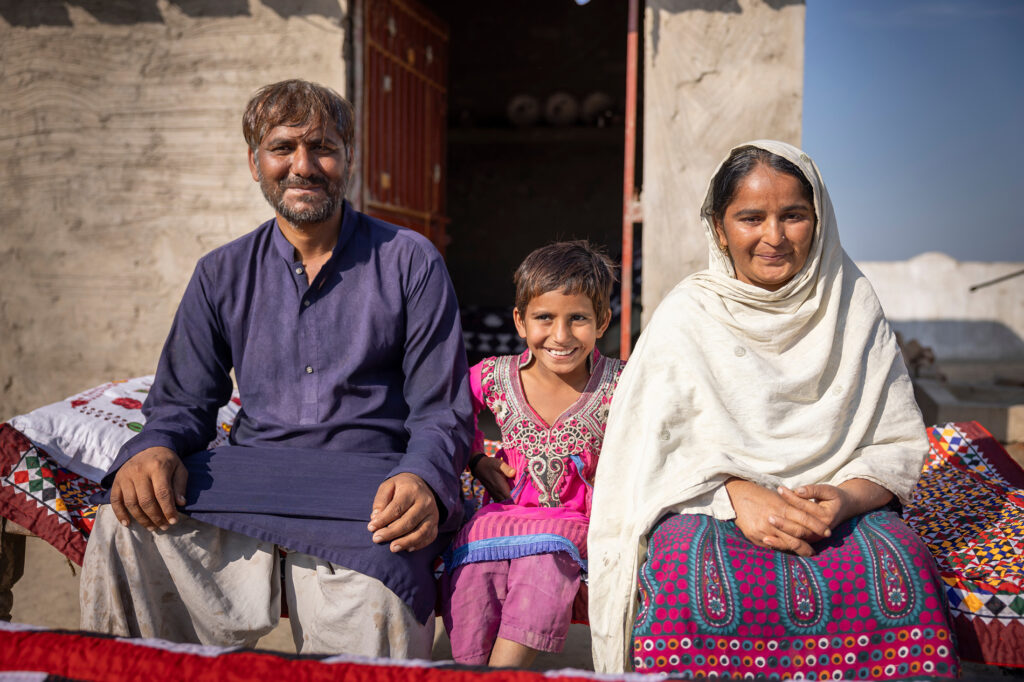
[9,538,595,670]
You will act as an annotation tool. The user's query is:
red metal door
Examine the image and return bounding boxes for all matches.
[361,0,449,255]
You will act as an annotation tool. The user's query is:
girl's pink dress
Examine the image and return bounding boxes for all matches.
[444,348,623,611]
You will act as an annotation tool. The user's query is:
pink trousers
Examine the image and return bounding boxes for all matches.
[441,552,581,665]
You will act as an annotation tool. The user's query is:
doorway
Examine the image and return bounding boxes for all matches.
[356,0,635,363]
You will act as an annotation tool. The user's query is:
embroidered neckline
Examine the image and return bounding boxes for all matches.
[512,350,606,430]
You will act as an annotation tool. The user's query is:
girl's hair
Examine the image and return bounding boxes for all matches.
[710,145,814,222]
[514,240,618,320]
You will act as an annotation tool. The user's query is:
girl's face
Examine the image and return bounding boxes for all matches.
[513,290,609,383]
[713,163,815,291]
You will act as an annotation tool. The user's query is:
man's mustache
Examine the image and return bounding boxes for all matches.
[281,176,328,189]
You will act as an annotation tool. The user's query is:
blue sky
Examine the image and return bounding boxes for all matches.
[802,0,1024,262]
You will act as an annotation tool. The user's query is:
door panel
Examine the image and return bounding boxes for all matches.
[362,0,449,255]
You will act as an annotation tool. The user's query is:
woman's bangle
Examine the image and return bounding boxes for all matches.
[468,452,487,471]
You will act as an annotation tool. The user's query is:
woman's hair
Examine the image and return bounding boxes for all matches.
[242,79,355,152]
[710,146,814,222]
[514,240,618,321]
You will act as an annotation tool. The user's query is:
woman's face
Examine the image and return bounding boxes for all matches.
[713,163,815,291]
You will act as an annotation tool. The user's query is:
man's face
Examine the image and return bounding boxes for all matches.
[248,122,349,227]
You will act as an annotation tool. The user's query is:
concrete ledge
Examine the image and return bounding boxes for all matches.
[914,378,1024,443]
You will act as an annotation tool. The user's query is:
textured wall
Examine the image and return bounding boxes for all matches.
[859,254,1024,363]
[640,0,805,321]
[0,0,348,420]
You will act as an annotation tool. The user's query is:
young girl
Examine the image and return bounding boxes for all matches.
[442,240,624,668]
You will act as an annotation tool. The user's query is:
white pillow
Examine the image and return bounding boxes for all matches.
[8,376,240,483]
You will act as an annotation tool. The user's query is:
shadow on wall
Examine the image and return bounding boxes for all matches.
[891,319,1024,363]
[0,0,343,26]
[648,0,804,60]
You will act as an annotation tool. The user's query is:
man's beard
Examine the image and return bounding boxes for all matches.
[257,165,348,226]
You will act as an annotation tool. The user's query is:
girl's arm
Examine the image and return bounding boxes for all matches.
[466,360,516,501]
[471,454,515,502]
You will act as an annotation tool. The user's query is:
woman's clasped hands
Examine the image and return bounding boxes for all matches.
[725,478,851,557]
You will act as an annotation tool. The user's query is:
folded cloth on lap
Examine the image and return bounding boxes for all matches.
[90,446,398,521]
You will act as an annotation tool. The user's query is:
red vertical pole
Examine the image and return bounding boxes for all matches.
[620,0,639,361]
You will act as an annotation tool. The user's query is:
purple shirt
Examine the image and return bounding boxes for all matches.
[105,202,473,622]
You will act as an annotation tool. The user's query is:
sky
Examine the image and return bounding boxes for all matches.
[802,0,1024,262]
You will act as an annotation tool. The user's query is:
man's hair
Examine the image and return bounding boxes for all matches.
[514,240,618,321]
[242,79,355,152]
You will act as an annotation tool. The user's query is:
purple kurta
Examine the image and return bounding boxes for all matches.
[101,202,473,622]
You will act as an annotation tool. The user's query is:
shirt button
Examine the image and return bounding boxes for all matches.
[295,266,304,275]
[305,366,314,374]
[734,346,746,357]
[303,300,311,307]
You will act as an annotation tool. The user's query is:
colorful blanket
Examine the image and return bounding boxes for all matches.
[903,422,1024,667]
[0,622,607,682]
[0,424,101,565]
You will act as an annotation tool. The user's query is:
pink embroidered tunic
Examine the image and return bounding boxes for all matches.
[445,349,623,574]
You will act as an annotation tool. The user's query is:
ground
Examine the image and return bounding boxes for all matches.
[9,538,594,670]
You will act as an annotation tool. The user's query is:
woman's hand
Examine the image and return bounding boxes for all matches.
[725,477,831,557]
[775,478,892,538]
[471,454,516,502]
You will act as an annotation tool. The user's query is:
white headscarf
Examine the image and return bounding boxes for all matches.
[588,140,927,672]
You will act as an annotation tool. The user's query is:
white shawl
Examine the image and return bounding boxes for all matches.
[588,140,928,672]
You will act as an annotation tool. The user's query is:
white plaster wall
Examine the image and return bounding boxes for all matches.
[858,253,1024,362]
[641,0,805,323]
[0,0,349,420]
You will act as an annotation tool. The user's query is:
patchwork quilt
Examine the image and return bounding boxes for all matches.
[903,422,1024,667]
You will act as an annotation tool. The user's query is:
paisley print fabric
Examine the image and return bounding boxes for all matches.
[632,511,959,679]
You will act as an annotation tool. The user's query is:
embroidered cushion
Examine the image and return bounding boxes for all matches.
[8,376,239,483]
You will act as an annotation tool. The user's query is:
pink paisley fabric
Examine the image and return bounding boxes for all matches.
[632,511,959,679]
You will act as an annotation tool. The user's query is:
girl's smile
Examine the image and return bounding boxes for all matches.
[513,290,610,389]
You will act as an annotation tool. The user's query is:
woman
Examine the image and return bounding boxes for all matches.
[588,140,957,678]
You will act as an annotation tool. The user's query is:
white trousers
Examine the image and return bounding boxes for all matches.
[80,506,434,658]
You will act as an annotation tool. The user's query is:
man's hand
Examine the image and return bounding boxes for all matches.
[471,455,515,502]
[725,477,831,557]
[110,446,188,531]
[367,473,439,553]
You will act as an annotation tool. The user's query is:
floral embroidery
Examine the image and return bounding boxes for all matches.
[479,352,623,508]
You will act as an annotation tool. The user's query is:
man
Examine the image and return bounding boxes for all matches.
[80,79,472,659]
